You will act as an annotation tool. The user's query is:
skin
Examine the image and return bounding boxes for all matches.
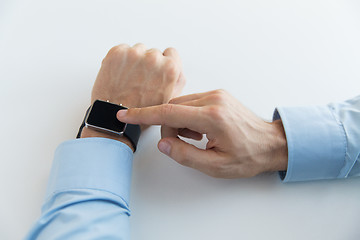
[81,44,287,178]
[117,89,288,178]
[81,43,186,151]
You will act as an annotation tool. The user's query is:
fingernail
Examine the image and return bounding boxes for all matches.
[158,140,171,155]
[117,109,128,118]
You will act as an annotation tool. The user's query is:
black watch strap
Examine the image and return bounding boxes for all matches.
[76,106,141,152]
[123,123,141,151]
[76,106,91,139]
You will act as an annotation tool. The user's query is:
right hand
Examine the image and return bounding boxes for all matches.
[117,89,288,178]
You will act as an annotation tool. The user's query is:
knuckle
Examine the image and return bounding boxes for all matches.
[127,47,142,59]
[213,89,228,98]
[133,42,145,47]
[106,46,118,56]
[209,92,227,104]
[160,104,174,119]
[213,89,228,95]
[107,44,128,55]
[103,45,128,64]
[205,105,224,122]
[209,89,228,99]
[145,51,160,65]
[164,47,177,55]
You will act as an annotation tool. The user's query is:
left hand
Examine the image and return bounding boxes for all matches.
[91,43,185,108]
[81,43,186,149]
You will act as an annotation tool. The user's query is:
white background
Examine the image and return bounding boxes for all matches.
[1,0,360,239]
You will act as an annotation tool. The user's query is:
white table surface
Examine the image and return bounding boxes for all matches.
[1,0,360,239]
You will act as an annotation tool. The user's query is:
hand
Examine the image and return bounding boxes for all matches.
[81,43,186,149]
[91,43,185,108]
[116,89,288,178]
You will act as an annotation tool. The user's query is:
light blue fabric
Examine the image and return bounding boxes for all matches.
[25,96,360,239]
[25,137,133,240]
[274,95,360,182]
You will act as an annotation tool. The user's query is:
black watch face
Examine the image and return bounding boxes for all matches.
[86,100,127,134]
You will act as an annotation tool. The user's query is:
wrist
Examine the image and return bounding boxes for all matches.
[81,127,135,152]
[262,120,288,172]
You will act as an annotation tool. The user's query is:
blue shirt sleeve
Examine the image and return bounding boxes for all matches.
[25,137,133,239]
[274,95,360,182]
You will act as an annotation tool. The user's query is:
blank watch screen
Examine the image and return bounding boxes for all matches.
[86,100,127,133]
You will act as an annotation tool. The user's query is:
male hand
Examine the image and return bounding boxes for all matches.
[91,43,185,107]
[117,89,288,178]
[81,43,186,150]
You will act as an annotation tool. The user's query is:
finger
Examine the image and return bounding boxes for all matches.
[178,128,203,140]
[117,104,209,133]
[169,90,221,104]
[163,47,182,68]
[169,93,221,107]
[161,125,178,139]
[132,43,147,52]
[106,44,130,57]
[115,43,130,49]
[163,48,185,98]
[146,48,162,55]
[171,71,186,99]
[144,48,163,64]
[161,125,203,141]
[158,137,217,174]
[176,98,208,107]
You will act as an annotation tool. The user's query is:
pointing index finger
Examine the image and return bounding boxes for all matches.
[117,104,209,133]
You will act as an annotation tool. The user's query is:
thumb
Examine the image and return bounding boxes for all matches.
[157,137,214,174]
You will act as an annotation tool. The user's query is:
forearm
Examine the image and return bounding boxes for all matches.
[25,138,133,239]
[274,95,360,182]
[26,42,185,239]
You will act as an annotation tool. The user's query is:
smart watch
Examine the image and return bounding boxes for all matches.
[76,100,141,151]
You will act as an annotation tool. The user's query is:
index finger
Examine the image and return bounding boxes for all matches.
[117,104,210,133]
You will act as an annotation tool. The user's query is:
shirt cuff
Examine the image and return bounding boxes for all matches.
[273,105,346,182]
[45,138,133,204]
